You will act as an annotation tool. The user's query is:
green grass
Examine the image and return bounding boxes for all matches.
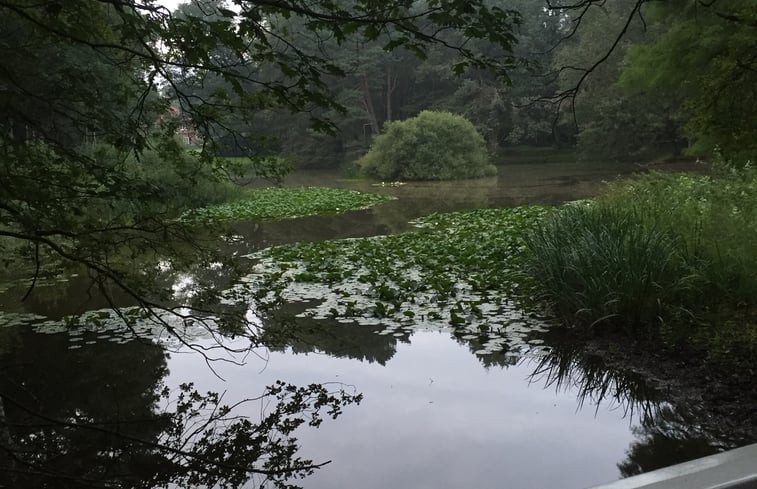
[523,167,757,337]
[523,203,700,332]
[600,169,757,305]
[181,187,395,224]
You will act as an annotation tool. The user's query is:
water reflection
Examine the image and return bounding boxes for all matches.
[619,405,725,477]
[166,331,642,489]
[240,304,731,487]
[0,325,360,489]
[527,337,662,418]
[262,306,406,365]
[0,305,737,489]
[0,326,169,487]
[258,300,538,369]
[524,335,727,482]
[0,275,137,318]
[256,313,731,487]
[450,329,520,369]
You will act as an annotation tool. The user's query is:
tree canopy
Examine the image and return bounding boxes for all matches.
[548,0,757,162]
[619,0,757,162]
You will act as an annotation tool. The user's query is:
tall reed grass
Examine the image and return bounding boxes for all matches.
[523,167,757,333]
[524,204,699,331]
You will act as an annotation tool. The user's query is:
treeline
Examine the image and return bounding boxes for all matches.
[172,0,756,168]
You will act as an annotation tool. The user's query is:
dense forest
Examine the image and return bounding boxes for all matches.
[169,0,756,168]
[2,0,755,180]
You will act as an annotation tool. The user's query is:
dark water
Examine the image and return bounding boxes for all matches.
[0,160,727,489]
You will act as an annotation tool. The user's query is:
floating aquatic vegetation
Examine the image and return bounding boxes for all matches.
[0,312,49,329]
[231,206,555,356]
[181,187,395,224]
[2,206,553,357]
[0,306,248,352]
[371,181,406,187]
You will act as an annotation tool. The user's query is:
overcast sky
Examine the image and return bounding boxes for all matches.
[157,0,185,12]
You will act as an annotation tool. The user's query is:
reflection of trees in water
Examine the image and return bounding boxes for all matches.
[0,274,138,318]
[255,306,732,484]
[0,326,360,488]
[526,336,725,480]
[0,326,169,488]
[450,330,519,369]
[263,300,532,369]
[262,303,526,369]
[0,223,250,323]
[526,340,661,419]
[618,405,721,477]
[262,306,405,365]
[231,210,398,251]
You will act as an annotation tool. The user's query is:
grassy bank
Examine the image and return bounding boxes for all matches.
[523,167,757,366]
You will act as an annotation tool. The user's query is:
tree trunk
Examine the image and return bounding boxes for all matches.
[385,66,397,123]
[360,77,380,136]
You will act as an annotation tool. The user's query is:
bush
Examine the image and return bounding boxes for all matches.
[358,111,496,181]
[600,169,757,305]
[220,155,293,183]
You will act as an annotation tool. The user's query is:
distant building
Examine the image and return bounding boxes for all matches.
[164,106,200,146]
[176,125,199,146]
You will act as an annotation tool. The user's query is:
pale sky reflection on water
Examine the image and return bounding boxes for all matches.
[166,331,636,489]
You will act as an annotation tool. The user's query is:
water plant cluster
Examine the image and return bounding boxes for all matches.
[523,203,697,332]
[181,187,395,224]
[524,168,757,355]
[233,206,553,356]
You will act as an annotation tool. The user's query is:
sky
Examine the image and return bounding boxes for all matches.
[156,0,185,12]
[155,0,241,14]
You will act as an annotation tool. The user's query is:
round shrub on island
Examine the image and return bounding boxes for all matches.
[358,110,496,181]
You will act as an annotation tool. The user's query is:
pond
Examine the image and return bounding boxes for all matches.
[0,159,731,488]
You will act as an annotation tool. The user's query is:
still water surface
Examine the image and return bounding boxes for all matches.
[0,160,725,488]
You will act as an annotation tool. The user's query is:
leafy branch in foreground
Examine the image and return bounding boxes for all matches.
[1,380,362,489]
